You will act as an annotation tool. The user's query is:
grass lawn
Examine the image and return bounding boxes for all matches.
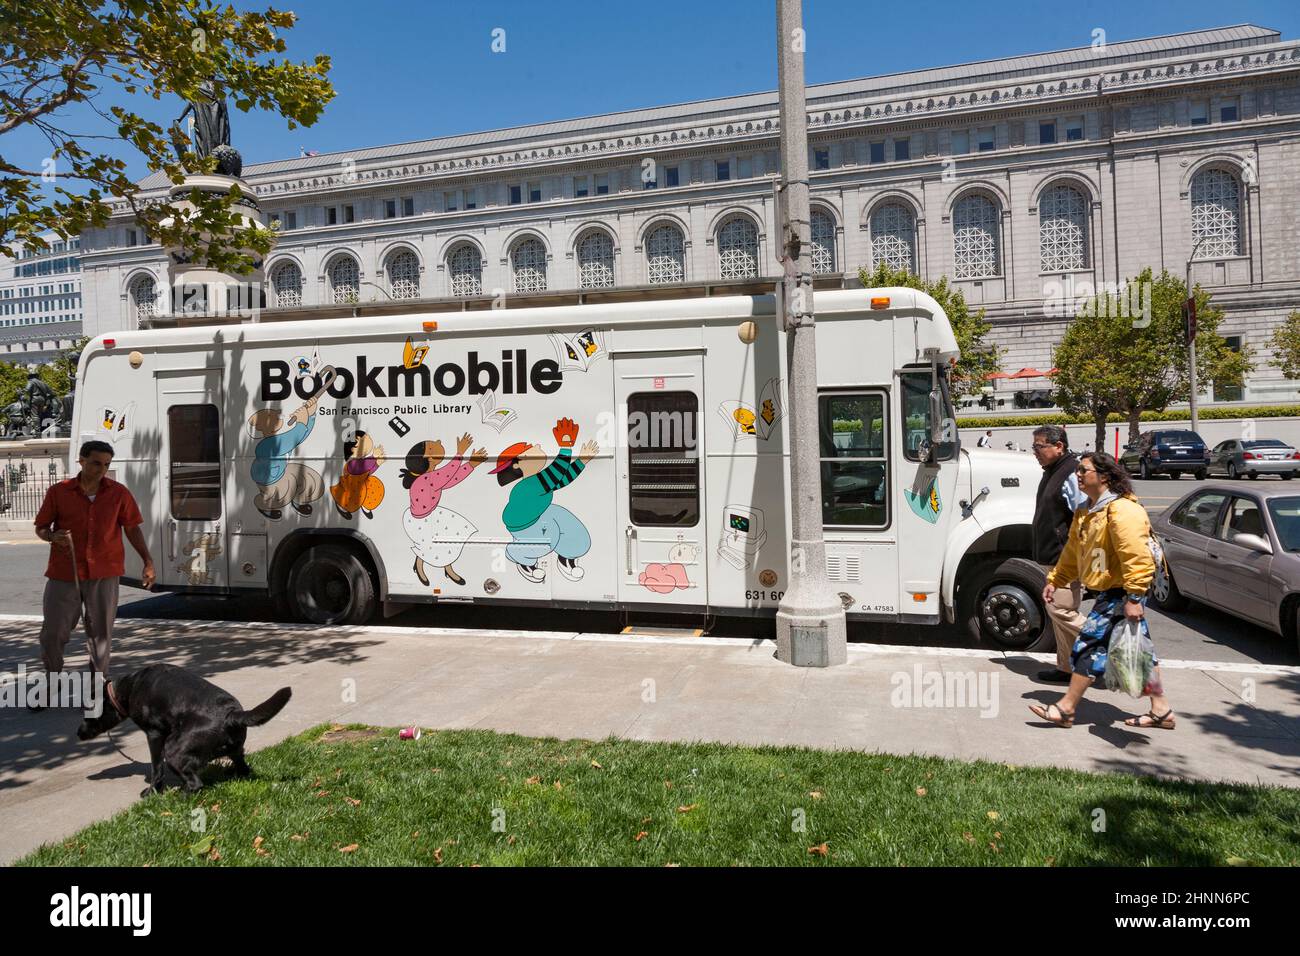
[19,724,1300,866]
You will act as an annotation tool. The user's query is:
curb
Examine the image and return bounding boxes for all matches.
[2,613,1296,676]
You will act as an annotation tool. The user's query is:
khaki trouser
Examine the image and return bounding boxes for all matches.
[1039,564,1084,672]
[255,463,325,511]
[39,576,119,676]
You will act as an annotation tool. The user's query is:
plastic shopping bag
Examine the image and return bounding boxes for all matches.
[1104,619,1157,698]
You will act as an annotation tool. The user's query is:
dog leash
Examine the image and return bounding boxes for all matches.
[65,530,136,765]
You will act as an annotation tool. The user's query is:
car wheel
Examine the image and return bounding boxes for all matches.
[1194,469,1207,481]
[288,544,377,625]
[1284,473,1293,481]
[1148,546,1189,612]
[959,557,1052,652]
[1228,462,1238,479]
[1248,471,1259,480]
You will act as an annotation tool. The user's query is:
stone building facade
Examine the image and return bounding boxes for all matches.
[0,234,84,363]
[78,24,1300,408]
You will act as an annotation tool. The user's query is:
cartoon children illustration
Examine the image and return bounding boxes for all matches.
[331,429,386,520]
[492,417,598,584]
[248,394,325,520]
[401,433,488,587]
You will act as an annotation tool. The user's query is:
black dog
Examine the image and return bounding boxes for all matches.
[77,663,292,797]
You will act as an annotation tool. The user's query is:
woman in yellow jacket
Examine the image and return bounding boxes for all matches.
[1028,451,1176,729]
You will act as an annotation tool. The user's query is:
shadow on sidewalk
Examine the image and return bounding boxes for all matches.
[0,618,384,793]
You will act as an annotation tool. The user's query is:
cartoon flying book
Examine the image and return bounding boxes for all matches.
[549,328,607,371]
[403,336,430,369]
[476,390,517,432]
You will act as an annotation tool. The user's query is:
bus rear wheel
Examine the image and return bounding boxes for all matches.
[959,557,1052,652]
[288,544,377,625]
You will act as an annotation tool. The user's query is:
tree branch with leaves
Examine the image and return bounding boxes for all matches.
[857,262,1003,399]
[1,1,333,271]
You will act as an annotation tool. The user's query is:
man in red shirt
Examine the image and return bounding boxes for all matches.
[33,440,155,691]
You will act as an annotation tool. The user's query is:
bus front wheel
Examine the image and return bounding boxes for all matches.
[959,557,1052,652]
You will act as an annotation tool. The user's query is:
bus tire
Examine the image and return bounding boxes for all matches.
[959,557,1052,652]
[288,544,377,626]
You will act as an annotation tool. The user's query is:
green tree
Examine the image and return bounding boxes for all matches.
[1,1,334,270]
[858,262,1003,399]
[38,336,89,396]
[1268,311,1300,380]
[0,361,27,409]
[1053,268,1252,450]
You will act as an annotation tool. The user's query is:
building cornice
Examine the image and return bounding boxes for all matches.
[105,33,1300,220]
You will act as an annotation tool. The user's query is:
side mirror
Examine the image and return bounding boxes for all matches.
[1233,533,1273,555]
[928,389,944,441]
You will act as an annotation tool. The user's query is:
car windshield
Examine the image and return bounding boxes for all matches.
[1244,440,1287,448]
[1267,497,1300,552]
[1158,432,1201,444]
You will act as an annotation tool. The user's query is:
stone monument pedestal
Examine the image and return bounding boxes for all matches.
[155,173,274,323]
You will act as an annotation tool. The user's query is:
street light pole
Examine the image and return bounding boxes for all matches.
[1185,237,1206,433]
[774,0,847,667]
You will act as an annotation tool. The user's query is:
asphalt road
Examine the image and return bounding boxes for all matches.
[0,474,1295,666]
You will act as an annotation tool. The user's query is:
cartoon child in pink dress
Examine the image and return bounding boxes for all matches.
[400,432,488,587]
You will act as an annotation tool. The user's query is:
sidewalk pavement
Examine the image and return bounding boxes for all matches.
[2,613,1297,864]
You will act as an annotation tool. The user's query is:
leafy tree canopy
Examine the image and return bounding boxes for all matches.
[1,1,334,271]
[858,262,1003,398]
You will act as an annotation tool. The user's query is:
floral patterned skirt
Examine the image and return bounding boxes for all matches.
[1071,588,1158,681]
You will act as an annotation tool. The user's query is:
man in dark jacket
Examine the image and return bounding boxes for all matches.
[1031,425,1086,683]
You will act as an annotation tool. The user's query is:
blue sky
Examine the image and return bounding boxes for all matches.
[7,0,1300,183]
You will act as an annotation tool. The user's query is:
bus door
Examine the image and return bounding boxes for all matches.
[156,369,229,590]
[613,351,707,606]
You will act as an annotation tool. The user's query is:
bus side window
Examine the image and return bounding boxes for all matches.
[900,370,958,462]
[168,404,221,520]
[628,391,700,526]
[817,390,888,529]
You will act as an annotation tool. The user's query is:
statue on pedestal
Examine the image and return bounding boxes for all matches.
[176,79,242,176]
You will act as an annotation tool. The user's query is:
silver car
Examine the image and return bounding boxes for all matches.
[1150,483,1300,653]
[1206,439,1300,480]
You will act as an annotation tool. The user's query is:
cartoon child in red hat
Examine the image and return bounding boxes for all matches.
[492,417,598,584]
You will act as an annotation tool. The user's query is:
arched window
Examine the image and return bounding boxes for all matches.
[128,275,157,327]
[270,261,303,308]
[870,203,916,273]
[386,249,420,299]
[327,255,360,304]
[511,238,547,293]
[448,244,482,297]
[646,223,685,284]
[576,229,615,289]
[1038,184,1089,272]
[1191,168,1242,259]
[717,216,758,280]
[810,208,836,274]
[952,193,1001,278]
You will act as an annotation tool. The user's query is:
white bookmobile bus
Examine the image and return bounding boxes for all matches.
[73,287,1050,650]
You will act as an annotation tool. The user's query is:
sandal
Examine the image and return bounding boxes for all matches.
[1028,702,1075,727]
[1124,709,1176,730]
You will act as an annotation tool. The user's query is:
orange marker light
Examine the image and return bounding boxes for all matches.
[870,297,890,310]
[422,321,438,332]
[912,593,927,602]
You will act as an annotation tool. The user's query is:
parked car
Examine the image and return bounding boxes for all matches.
[1120,429,1210,480]
[1149,483,1300,653]
[1207,438,1300,480]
